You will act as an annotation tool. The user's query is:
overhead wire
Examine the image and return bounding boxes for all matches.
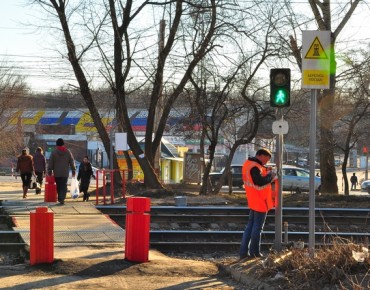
[0,1,368,92]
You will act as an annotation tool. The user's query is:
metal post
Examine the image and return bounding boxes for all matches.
[365,152,368,180]
[308,89,317,257]
[274,109,283,251]
[110,129,114,170]
[283,221,289,244]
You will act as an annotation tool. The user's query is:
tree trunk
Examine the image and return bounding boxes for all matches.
[318,41,338,195]
[341,155,350,196]
[318,139,338,194]
[199,129,213,196]
[117,98,163,189]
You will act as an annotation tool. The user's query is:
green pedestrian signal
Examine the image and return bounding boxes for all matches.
[270,68,290,107]
[275,89,288,105]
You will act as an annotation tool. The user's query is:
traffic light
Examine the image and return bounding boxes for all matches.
[270,68,290,107]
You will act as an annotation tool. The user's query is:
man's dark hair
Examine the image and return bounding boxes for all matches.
[256,148,272,158]
[56,138,64,146]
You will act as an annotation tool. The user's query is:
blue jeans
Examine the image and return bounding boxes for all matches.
[239,209,267,257]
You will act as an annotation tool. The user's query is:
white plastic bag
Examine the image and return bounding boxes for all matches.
[70,177,80,199]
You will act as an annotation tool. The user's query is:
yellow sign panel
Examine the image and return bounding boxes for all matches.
[302,31,330,89]
[305,37,328,59]
[303,70,329,86]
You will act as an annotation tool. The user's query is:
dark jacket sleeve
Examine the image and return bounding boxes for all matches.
[43,156,46,172]
[47,152,54,175]
[250,166,273,186]
[88,163,94,178]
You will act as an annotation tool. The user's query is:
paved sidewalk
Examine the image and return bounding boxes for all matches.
[1,183,125,248]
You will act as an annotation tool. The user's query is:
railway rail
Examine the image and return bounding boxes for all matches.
[98,206,370,229]
[1,206,369,253]
[97,206,370,252]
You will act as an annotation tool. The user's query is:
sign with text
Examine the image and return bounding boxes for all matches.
[183,153,202,183]
[302,31,331,89]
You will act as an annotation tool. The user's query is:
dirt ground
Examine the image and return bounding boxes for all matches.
[0,246,244,290]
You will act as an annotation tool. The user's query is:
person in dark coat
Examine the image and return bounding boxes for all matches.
[350,173,358,190]
[33,147,46,194]
[16,148,35,199]
[77,156,95,202]
[48,138,76,205]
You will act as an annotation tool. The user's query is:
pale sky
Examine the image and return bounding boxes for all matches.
[0,1,74,93]
[0,1,369,94]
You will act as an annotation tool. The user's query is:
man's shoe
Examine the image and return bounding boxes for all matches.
[238,256,251,262]
[251,253,263,258]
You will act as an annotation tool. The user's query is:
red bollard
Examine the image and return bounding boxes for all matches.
[30,207,54,265]
[125,197,150,262]
[44,175,57,202]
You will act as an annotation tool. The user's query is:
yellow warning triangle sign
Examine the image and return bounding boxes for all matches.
[305,37,328,59]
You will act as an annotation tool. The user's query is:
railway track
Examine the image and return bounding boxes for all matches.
[98,206,370,228]
[98,206,370,253]
[1,206,369,253]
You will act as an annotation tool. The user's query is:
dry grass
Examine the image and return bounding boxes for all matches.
[257,238,370,289]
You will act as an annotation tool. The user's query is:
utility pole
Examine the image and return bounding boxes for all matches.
[364,146,368,180]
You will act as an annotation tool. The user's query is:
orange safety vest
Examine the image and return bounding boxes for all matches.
[242,159,274,212]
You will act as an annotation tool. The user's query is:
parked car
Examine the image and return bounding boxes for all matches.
[282,165,321,194]
[208,164,244,189]
[208,164,321,193]
[360,180,370,194]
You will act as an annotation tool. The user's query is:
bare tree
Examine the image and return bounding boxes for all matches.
[287,0,362,194]
[0,60,28,161]
[334,49,370,195]
[185,1,282,195]
[32,0,225,189]
[34,0,289,191]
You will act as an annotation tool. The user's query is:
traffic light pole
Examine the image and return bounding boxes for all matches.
[274,109,284,251]
[270,68,290,251]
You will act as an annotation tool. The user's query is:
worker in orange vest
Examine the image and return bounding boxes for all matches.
[240,148,276,258]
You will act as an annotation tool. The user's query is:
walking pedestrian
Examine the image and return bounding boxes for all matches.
[77,156,95,202]
[47,138,76,205]
[240,148,276,259]
[16,148,35,199]
[33,147,46,194]
[350,173,358,190]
